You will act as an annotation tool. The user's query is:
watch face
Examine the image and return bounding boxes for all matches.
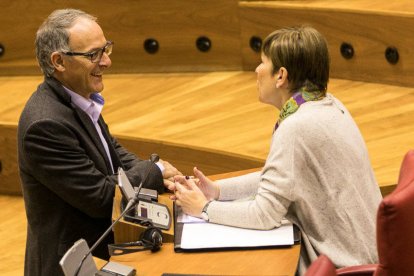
[201,212,209,221]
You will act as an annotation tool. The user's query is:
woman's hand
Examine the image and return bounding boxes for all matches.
[173,175,208,217]
[193,167,220,201]
[167,167,220,200]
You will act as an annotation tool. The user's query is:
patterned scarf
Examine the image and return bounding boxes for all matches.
[274,87,325,132]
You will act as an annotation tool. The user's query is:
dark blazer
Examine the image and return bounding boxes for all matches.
[18,77,164,276]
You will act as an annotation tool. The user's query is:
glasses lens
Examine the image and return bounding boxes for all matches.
[90,51,101,63]
[90,42,112,63]
[104,43,113,56]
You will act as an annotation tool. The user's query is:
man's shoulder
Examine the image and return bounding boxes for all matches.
[19,83,75,131]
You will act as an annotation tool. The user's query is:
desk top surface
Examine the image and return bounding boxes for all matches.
[109,243,300,276]
[110,168,300,275]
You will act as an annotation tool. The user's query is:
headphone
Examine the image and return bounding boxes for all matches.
[108,221,162,256]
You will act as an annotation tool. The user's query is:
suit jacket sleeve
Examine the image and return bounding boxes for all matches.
[110,134,165,193]
[97,117,164,193]
[21,118,117,218]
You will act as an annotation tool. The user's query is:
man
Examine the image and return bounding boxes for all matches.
[18,9,180,276]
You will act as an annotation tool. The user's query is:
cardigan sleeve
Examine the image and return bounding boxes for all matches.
[207,124,297,230]
[216,171,261,201]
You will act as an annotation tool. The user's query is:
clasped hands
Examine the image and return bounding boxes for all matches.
[167,167,220,218]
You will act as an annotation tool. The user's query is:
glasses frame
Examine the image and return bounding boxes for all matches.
[62,41,113,63]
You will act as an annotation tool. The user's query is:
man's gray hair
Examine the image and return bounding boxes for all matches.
[35,9,97,77]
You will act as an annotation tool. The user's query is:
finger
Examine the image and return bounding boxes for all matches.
[163,179,175,191]
[193,167,208,182]
[186,178,200,191]
[175,182,186,193]
[170,194,177,200]
[174,175,186,183]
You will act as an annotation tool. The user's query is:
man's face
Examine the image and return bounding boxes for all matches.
[59,17,111,98]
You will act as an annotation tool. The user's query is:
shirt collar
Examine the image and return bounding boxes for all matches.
[62,86,104,124]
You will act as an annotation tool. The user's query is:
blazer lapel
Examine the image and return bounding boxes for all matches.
[97,118,123,172]
[45,77,116,174]
[73,108,114,172]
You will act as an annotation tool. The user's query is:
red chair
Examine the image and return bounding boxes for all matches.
[305,255,337,276]
[336,150,414,276]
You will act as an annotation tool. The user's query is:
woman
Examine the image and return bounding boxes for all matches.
[171,26,382,274]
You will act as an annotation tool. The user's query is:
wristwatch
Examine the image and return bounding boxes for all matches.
[201,201,212,222]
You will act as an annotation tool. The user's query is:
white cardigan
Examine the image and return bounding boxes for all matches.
[207,94,382,274]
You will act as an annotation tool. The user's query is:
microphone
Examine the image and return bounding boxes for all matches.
[124,153,159,211]
[73,154,159,276]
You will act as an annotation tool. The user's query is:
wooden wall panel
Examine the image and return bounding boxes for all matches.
[0,0,242,75]
[0,125,263,195]
[0,124,20,195]
[239,1,414,87]
[116,135,264,177]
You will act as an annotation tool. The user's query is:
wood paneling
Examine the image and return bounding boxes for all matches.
[239,1,414,87]
[117,136,263,177]
[0,195,26,275]
[1,73,413,196]
[0,0,242,75]
[0,125,19,195]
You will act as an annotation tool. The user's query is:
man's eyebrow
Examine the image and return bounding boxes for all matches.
[86,43,107,53]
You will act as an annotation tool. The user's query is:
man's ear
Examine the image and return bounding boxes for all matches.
[275,67,289,89]
[51,52,66,72]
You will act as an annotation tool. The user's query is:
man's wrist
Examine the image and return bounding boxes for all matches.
[155,161,164,173]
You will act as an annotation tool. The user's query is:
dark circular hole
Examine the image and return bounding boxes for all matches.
[249,36,262,53]
[0,44,4,58]
[340,42,354,60]
[196,36,211,52]
[143,38,159,54]
[385,46,399,65]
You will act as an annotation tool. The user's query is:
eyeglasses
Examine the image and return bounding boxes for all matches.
[62,41,113,63]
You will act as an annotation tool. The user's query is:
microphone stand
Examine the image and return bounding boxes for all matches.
[74,154,159,276]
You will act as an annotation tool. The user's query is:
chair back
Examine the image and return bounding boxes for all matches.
[396,150,414,191]
[305,255,337,276]
[375,150,414,276]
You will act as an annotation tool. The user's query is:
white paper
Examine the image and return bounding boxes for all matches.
[180,221,294,249]
[177,212,205,223]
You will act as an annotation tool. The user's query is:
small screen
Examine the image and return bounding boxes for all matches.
[139,206,148,218]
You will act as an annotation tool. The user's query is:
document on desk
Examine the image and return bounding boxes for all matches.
[176,208,294,250]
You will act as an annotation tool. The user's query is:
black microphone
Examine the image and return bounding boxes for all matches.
[124,153,159,211]
[73,154,159,276]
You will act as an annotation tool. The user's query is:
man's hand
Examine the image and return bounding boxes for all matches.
[159,159,181,190]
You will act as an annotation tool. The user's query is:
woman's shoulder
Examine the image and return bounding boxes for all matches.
[275,94,351,141]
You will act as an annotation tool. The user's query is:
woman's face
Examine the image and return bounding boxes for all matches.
[255,54,290,109]
[255,54,279,107]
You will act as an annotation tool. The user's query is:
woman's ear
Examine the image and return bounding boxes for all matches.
[50,52,66,73]
[275,67,289,89]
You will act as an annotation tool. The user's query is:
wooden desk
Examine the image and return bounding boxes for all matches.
[110,243,300,276]
[112,188,174,243]
[111,168,261,243]
[111,169,300,275]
